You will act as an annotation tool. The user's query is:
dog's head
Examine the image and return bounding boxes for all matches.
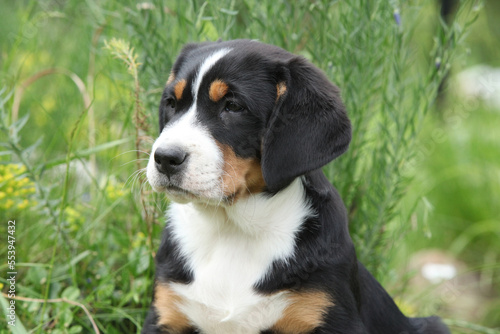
[146,40,351,204]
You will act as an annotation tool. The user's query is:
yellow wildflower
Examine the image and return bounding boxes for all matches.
[4,199,14,210]
[17,199,30,210]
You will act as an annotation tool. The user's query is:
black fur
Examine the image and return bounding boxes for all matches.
[143,40,449,334]
[262,57,351,192]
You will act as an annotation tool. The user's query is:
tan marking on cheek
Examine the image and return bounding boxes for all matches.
[271,291,333,333]
[154,283,191,332]
[217,143,266,201]
[166,71,175,85]
[174,79,187,100]
[209,79,229,102]
[276,82,287,100]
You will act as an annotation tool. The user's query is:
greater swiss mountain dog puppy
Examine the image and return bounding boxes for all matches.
[143,40,449,334]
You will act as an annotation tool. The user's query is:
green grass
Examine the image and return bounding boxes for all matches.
[399,101,500,328]
[0,0,498,333]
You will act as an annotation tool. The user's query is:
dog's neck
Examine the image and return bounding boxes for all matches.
[169,178,313,238]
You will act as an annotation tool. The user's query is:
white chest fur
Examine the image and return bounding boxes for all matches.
[167,179,312,333]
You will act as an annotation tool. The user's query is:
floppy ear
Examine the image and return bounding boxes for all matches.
[261,57,351,192]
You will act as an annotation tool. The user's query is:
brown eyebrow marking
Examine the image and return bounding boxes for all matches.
[174,79,187,100]
[166,71,175,85]
[276,82,287,100]
[209,79,229,102]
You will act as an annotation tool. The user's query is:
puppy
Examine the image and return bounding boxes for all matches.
[142,40,449,334]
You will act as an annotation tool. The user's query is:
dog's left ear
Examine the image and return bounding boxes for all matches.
[262,56,351,192]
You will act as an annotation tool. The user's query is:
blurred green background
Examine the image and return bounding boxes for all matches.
[0,0,499,333]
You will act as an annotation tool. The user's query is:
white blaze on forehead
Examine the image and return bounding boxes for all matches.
[160,47,232,139]
[147,48,233,201]
[160,47,232,133]
[158,47,233,141]
[191,48,232,104]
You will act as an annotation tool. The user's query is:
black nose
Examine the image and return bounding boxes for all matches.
[154,146,188,177]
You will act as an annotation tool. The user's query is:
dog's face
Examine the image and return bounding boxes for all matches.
[147,40,351,205]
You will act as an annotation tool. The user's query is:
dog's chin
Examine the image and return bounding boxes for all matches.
[151,183,228,206]
[162,185,196,204]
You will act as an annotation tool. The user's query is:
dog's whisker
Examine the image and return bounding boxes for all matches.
[125,168,146,189]
[111,150,151,162]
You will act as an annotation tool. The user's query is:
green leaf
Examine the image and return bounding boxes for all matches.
[128,246,151,275]
[61,286,80,301]
[12,113,30,133]
[68,325,83,333]
[43,138,132,169]
[60,307,74,327]
[69,250,91,267]
[219,8,238,15]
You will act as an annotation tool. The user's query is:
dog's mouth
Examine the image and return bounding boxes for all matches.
[151,185,197,205]
[162,183,239,206]
[147,155,236,205]
[158,183,198,200]
[160,182,225,205]
[165,184,194,196]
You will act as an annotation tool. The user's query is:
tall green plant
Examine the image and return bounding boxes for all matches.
[319,1,480,276]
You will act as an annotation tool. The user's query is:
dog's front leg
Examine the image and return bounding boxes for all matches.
[142,305,198,334]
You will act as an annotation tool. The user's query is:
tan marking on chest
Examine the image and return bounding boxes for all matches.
[271,290,334,333]
[174,79,187,100]
[154,283,191,333]
[209,79,229,102]
[217,143,266,201]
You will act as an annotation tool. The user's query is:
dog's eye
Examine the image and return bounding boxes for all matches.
[224,101,244,113]
[166,98,176,109]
